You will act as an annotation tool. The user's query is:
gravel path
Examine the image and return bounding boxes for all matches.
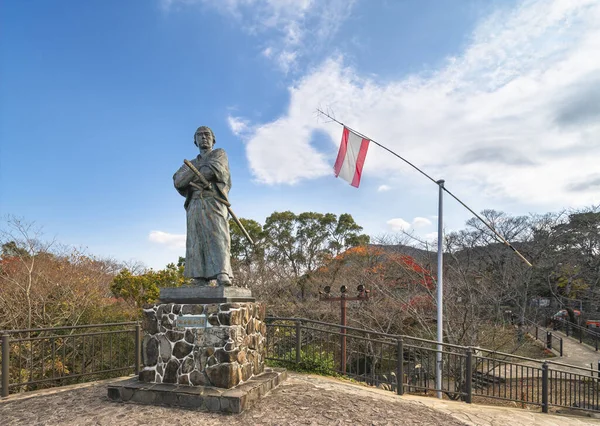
[0,374,466,426]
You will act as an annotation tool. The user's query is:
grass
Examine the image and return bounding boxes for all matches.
[477,326,556,360]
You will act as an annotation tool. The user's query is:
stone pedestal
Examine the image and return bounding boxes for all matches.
[139,287,266,389]
[108,286,284,413]
[159,286,254,304]
[108,368,287,413]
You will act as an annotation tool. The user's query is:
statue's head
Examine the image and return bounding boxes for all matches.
[194,126,216,149]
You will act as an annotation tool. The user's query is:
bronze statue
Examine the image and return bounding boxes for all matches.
[173,126,233,286]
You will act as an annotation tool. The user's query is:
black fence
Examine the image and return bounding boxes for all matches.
[523,319,563,356]
[2,318,598,416]
[553,319,600,351]
[1,322,140,397]
[265,317,600,415]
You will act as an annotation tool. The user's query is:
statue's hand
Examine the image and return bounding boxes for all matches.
[192,178,211,190]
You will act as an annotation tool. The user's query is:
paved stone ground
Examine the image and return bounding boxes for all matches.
[0,374,465,426]
[551,330,600,372]
[1,374,599,426]
[520,326,600,376]
[401,394,600,426]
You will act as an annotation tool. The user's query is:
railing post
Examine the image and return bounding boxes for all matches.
[295,320,302,365]
[465,348,473,404]
[134,322,141,375]
[535,326,538,341]
[396,338,404,395]
[1,334,9,398]
[541,362,549,414]
[579,327,583,344]
[559,337,563,356]
[340,297,347,375]
[546,331,552,350]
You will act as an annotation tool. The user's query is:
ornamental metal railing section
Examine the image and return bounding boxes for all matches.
[553,318,600,351]
[522,318,563,356]
[1,319,599,416]
[265,317,600,415]
[1,322,140,397]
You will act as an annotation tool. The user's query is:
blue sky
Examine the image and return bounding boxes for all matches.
[1,0,599,269]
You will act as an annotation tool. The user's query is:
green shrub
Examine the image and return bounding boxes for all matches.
[267,346,336,375]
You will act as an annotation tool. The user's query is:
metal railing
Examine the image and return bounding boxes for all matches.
[553,319,600,351]
[265,317,600,415]
[1,322,140,397]
[523,319,563,356]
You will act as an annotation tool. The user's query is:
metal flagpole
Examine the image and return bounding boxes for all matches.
[436,179,444,399]
[316,108,533,400]
[315,108,532,267]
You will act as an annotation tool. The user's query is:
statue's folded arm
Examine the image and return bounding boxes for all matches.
[173,164,196,190]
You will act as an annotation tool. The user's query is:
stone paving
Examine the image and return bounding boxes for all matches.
[1,373,599,425]
[469,331,599,380]
[516,326,600,377]
[401,393,600,426]
[551,330,600,373]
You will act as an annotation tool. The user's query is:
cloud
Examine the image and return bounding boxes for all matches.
[567,175,600,192]
[554,77,600,126]
[227,115,250,136]
[423,232,438,241]
[412,217,432,228]
[163,0,356,72]
[238,0,600,207]
[461,147,537,166]
[246,120,332,184]
[262,46,273,58]
[387,218,411,232]
[377,185,391,192]
[277,50,298,74]
[148,231,185,249]
[387,216,432,233]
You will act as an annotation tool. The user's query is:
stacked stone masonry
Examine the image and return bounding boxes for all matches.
[140,301,266,389]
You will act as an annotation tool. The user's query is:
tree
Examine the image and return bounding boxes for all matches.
[531,207,600,314]
[228,218,266,290]
[261,211,369,301]
[328,213,371,255]
[0,216,129,330]
[229,218,265,264]
[309,241,436,336]
[262,211,369,277]
[0,217,53,330]
[110,263,188,308]
[225,211,370,311]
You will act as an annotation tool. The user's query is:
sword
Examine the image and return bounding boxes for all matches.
[183,159,255,246]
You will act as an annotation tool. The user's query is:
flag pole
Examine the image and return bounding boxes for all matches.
[315,108,532,267]
[316,108,533,400]
[436,179,444,399]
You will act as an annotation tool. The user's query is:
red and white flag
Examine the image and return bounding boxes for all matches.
[333,127,370,187]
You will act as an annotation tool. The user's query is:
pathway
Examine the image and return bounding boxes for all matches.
[551,329,599,373]
[1,373,599,425]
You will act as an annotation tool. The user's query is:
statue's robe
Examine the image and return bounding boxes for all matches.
[173,148,233,280]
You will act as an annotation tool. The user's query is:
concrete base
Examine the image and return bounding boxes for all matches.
[159,286,254,304]
[107,368,287,413]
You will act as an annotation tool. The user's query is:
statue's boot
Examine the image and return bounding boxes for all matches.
[217,273,232,286]
[192,277,209,286]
